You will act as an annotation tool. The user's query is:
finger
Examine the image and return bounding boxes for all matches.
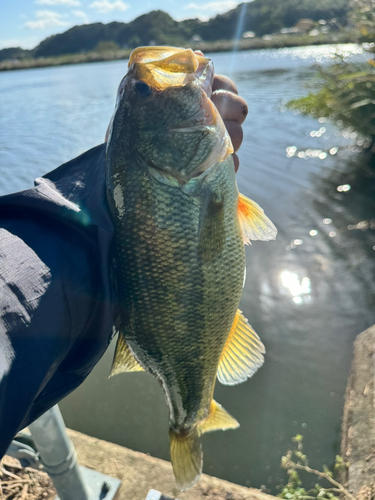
[211,91,248,125]
[212,75,238,94]
[232,153,239,173]
[224,120,243,153]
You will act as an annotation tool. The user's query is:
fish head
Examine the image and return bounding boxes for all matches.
[107,47,233,183]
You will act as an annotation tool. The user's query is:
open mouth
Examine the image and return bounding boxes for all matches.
[128,46,214,96]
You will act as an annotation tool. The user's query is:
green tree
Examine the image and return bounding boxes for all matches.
[287,0,375,149]
[350,0,375,41]
[95,41,120,52]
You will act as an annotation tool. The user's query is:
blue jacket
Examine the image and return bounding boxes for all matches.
[0,144,117,456]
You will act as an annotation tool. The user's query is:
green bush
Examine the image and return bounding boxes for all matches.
[288,59,375,142]
[287,0,375,145]
[278,435,353,500]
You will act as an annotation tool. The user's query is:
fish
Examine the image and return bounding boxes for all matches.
[105,46,277,490]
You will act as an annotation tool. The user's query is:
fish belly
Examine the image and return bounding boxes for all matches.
[112,158,245,429]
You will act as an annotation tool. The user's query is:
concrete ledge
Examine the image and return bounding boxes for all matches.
[340,324,375,500]
[67,428,277,500]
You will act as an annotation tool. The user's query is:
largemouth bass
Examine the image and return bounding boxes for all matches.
[106,46,277,490]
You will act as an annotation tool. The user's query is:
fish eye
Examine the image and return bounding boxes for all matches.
[135,81,152,97]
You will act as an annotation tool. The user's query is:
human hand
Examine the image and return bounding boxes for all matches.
[211,75,248,173]
[105,72,248,173]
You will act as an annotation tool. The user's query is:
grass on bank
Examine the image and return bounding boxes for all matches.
[278,435,354,500]
[288,56,375,146]
[287,0,375,149]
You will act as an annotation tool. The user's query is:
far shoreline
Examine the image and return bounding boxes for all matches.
[0,32,361,73]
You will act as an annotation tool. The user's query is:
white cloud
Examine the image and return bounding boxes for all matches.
[35,0,81,6]
[72,9,89,23]
[184,0,238,12]
[24,10,69,30]
[89,0,129,14]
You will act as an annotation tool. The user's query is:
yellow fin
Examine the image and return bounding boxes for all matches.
[198,400,239,435]
[238,193,277,245]
[169,427,202,491]
[217,310,265,386]
[109,334,144,377]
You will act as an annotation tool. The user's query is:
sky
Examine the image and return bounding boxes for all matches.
[0,0,242,50]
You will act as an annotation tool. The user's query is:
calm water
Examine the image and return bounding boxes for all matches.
[1,45,374,492]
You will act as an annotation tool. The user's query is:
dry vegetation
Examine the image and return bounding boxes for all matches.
[0,456,55,500]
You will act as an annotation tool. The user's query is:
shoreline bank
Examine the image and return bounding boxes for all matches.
[0,33,360,73]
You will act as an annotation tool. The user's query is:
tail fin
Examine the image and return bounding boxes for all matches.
[169,401,239,490]
[169,427,202,491]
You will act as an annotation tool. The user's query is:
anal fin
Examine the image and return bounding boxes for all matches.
[217,310,265,386]
[198,400,239,435]
[109,333,144,377]
[238,193,277,245]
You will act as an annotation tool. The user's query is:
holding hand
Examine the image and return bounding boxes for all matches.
[211,75,248,172]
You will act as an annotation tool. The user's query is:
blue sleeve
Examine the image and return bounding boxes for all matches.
[0,145,116,457]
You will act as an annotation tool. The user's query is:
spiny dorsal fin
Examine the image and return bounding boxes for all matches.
[169,427,202,491]
[109,333,144,377]
[238,193,277,245]
[217,310,265,386]
[198,400,239,435]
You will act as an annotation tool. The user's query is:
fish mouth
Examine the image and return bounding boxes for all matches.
[128,46,214,96]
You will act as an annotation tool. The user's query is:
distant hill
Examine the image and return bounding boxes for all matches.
[33,11,194,58]
[0,47,32,63]
[0,0,350,61]
[197,0,349,41]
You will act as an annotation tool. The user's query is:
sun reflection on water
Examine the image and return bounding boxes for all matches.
[280,271,311,305]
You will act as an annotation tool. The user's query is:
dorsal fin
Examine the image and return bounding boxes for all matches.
[238,193,277,245]
[197,400,239,435]
[109,333,144,377]
[217,310,265,386]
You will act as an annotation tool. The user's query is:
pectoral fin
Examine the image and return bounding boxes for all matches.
[198,400,239,434]
[238,193,277,245]
[217,310,265,385]
[109,333,144,377]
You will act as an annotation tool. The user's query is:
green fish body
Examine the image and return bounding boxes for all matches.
[106,47,277,490]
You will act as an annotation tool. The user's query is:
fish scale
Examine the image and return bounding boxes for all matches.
[110,155,244,428]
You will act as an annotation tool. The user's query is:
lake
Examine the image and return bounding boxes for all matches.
[1,44,374,493]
